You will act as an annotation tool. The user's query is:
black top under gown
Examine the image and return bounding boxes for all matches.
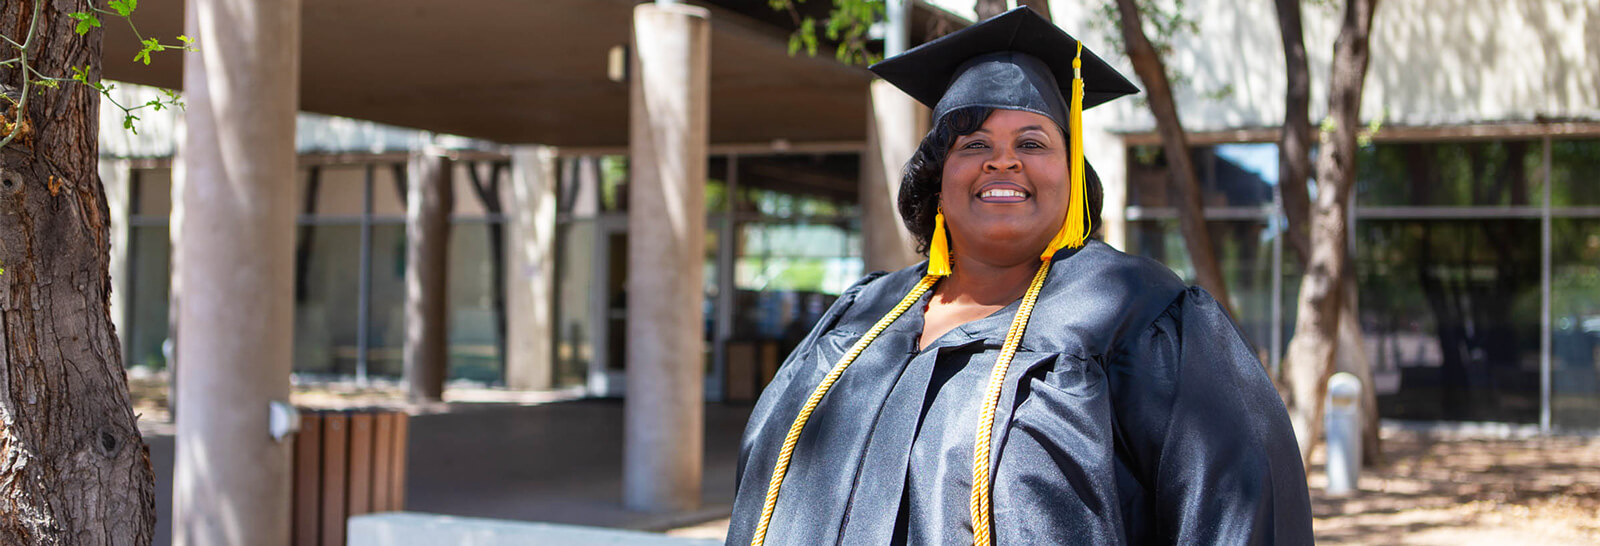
[726,240,1313,545]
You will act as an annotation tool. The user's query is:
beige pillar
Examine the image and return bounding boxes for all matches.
[1085,121,1128,250]
[172,0,299,541]
[861,80,923,273]
[625,2,709,513]
[405,149,453,403]
[506,145,558,390]
[100,158,132,364]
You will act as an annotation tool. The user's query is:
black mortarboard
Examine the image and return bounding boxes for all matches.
[867,6,1138,132]
[868,6,1139,270]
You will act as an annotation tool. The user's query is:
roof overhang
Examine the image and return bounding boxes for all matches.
[102,1,968,148]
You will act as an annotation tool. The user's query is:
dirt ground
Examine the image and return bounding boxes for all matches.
[1307,429,1600,545]
[129,372,1598,544]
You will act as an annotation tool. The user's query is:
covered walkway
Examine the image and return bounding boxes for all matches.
[145,400,754,546]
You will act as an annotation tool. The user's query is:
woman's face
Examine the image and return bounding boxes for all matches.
[939,109,1069,262]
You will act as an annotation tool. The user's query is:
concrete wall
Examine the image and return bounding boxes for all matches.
[1050,0,1600,133]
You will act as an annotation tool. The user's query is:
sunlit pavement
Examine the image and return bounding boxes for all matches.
[141,389,752,546]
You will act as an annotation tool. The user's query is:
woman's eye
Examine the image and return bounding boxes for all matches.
[962,140,989,149]
[1020,140,1045,149]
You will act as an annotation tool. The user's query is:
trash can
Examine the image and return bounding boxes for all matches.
[292,408,410,546]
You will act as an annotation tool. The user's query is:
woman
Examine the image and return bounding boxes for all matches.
[727,8,1312,545]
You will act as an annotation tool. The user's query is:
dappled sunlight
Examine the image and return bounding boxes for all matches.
[1310,429,1600,545]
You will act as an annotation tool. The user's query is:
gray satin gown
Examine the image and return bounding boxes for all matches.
[727,240,1313,545]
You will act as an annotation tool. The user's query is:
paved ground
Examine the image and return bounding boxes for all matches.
[135,377,1599,545]
[138,377,750,546]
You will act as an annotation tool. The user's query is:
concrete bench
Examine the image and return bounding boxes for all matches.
[348,512,721,546]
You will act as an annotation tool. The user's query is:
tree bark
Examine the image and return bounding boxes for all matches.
[0,1,156,544]
[1018,0,1050,20]
[1335,270,1384,466]
[975,0,1007,20]
[1113,0,1235,319]
[1275,0,1382,467]
[404,151,452,403]
[467,162,508,382]
[1273,0,1314,264]
[1282,0,1379,468]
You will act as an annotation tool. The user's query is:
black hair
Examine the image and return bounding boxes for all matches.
[896,106,1104,255]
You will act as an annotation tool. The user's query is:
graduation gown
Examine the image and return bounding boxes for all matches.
[727,240,1313,545]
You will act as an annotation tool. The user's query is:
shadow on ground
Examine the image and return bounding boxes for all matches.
[1309,430,1600,545]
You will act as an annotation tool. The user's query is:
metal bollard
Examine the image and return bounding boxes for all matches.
[1324,372,1363,495]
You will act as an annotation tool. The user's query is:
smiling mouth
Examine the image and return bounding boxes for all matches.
[977,187,1030,203]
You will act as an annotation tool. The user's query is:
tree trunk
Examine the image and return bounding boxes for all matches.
[1282,0,1379,468]
[467,162,508,382]
[1018,0,1050,20]
[0,1,157,544]
[293,166,321,303]
[975,0,1007,20]
[404,151,453,403]
[1335,271,1384,466]
[1113,0,1235,319]
[1275,0,1382,467]
[1273,0,1313,264]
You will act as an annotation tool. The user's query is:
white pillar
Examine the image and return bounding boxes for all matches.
[625,2,709,513]
[861,80,923,273]
[173,0,299,541]
[506,145,558,390]
[100,158,132,364]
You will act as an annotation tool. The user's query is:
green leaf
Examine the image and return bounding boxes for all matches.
[135,38,164,65]
[1320,117,1338,134]
[70,65,92,83]
[109,0,135,17]
[68,12,101,35]
[123,113,140,134]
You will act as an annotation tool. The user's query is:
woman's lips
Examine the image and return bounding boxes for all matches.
[975,182,1030,203]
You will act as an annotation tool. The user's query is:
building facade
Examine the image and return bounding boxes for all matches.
[102,0,1599,431]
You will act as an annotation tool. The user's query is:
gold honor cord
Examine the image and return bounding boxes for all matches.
[748,259,1054,546]
[750,274,941,546]
[968,258,1052,545]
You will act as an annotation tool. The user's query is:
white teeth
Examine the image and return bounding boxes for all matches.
[979,189,1026,198]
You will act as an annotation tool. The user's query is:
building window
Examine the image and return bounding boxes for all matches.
[1124,135,1600,430]
[123,158,511,386]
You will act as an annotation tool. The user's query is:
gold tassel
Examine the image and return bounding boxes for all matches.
[1041,42,1089,261]
[928,208,953,276]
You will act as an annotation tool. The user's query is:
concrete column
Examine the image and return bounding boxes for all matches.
[506,145,558,390]
[172,0,299,541]
[861,80,922,273]
[100,158,132,365]
[625,2,709,513]
[405,149,453,403]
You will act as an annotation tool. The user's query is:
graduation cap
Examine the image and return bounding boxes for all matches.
[868,7,1138,272]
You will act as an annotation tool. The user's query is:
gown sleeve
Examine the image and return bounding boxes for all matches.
[1108,286,1313,545]
[733,270,885,490]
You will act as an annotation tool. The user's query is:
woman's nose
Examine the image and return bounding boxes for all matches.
[983,147,1021,172]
